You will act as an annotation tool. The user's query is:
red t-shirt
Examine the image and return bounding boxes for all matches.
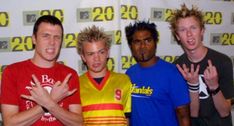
[1,59,81,126]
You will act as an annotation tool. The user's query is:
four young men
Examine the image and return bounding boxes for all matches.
[1,3,233,126]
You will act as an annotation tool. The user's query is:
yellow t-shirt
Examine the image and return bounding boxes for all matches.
[79,71,132,126]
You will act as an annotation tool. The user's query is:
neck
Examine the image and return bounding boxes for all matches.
[185,46,208,63]
[88,68,107,78]
[139,56,157,67]
[31,56,55,68]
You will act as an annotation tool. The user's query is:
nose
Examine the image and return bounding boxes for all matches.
[140,41,147,48]
[186,29,192,36]
[49,37,56,45]
[93,53,100,61]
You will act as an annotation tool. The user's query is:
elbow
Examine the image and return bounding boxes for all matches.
[219,111,231,118]
[219,106,232,118]
[70,117,84,126]
[3,120,16,126]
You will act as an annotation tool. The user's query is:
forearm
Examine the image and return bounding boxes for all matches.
[46,102,83,126]
[127,118,130,126]
[176,105,190,126]
[189,92,200,117]
[2,105,43,126]
[212,91,231,117]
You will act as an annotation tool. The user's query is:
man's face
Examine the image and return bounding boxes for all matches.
[130,30,156,63]
[81,40,109,75]
[32,22,62,63]
[175,16,204,52]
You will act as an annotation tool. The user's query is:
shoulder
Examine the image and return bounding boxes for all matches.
[55,63,79,81]
[56,63,77,74]
[79,72,88,79]
[206,48,232,68]
[4,59,29,71]
[110,71,130,79]
[173,53,187,64]
[208,48,231,61]
[110,71,132,86]
[126,63,139,75]
[159,59,177,70]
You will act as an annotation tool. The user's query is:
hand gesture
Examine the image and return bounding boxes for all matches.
[21,74,53,107]
[50,73,77,103]
[203,60,219,89]
[176,63,200,84]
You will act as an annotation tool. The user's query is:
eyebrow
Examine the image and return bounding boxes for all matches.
[133,36,153,41]
[85,48,106,54]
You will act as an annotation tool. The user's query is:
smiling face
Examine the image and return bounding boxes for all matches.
[130,30,157,65]
[32,22,63,67]
[81,40,109,77]
[175,16,205,52]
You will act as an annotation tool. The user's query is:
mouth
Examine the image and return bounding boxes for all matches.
[136,50,146,61]
[92,63,101,68]
[141,52,145,60]
[46,48,55,54]
[187,38,195,45]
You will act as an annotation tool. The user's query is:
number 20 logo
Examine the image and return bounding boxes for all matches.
[93,6,114,21]
[0,12,9,27]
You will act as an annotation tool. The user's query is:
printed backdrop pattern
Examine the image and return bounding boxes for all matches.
[0,0,234,79]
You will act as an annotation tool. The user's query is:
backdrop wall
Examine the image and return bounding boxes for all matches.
[0,0,234,78]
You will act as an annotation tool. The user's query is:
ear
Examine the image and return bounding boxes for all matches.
[175,34,180,41]
[80,54,86,63]
[107,48,110,58]
[32,35,36,45]
[201,28,205,35]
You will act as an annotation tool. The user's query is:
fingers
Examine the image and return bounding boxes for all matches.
[204,60,217,79]
[54,80,61,87]
[195,64,200,74]
[31,74,42,88]
[21,94,34,101]
[176,64,187,78]
[207,59,213,67]
[61,73,72,86]
[68,89,77,96]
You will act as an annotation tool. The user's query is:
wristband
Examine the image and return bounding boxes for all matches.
[187,82,199,86]
[41,106,49,113]
[187,82,199,92]
[207,86,220,96]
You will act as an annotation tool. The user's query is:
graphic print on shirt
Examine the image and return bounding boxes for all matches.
[25,74,64,122]
[131,83,153,98]
[199,74,210,99]
[115,89,122,100]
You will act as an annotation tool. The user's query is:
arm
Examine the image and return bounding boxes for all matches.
[212,92,232,117]
[176,64,200,117]
[125,113,131,126]
[188,91,199,117]
[176,105,190,126]
[48,73,84,125]
[46,103,83,126]
[204,60,231,117]
[127,118,130,126]
[1,104,44,126]
[21,74,83,126]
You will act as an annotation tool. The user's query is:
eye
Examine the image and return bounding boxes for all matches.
[86,52,94,56]
[144,38,153,44]
[54,35,62,41]
[42,34,50,38]
[100,50,105,54]
[191,26,198,30]
[177,28,186,33]
[132,40,141,45]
